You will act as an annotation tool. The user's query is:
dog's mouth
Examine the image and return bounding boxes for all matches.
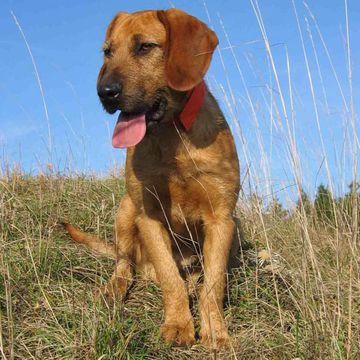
[145,96,168,126]
[112,96,168,148]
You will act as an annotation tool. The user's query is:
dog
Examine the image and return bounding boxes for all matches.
[63,8,240,350]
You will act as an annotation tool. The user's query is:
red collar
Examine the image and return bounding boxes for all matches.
[179,80,206,131]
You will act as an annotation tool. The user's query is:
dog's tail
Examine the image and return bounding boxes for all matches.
[61,223,117,259]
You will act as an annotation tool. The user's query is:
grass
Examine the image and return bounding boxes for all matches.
[0,171,359,359]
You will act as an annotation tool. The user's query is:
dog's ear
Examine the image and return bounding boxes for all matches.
[158,9,218,91]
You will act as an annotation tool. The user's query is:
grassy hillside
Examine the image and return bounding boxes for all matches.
[0,172,358,359]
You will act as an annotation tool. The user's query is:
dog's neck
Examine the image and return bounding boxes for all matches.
[179,80,206,131]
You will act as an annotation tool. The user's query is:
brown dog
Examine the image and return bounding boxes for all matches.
[63,8,240,350]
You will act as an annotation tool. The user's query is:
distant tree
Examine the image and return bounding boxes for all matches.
[314,184,335,226]
[267,196,288,218]
[296,188,312,216]
[348,181,360,193]
[341,181,360,228]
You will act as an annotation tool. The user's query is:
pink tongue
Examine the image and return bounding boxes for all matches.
[112,113,146,148]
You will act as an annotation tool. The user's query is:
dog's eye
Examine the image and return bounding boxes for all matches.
[137,42,157,55]
[103,47,112,58]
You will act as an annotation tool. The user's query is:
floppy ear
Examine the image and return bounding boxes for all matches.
[157,9,219,91]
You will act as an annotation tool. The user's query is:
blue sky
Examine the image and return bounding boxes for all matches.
[1,0,359,203]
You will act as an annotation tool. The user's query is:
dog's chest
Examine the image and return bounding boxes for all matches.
[126,124,239,223]
[127,145,216,219]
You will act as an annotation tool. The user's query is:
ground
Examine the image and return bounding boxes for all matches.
[0,173,358,359]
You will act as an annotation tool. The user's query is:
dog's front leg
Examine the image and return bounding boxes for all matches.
[136,214,195,346]
[199,216,235,349]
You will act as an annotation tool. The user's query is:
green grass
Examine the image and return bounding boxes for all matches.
[0,173,359,359]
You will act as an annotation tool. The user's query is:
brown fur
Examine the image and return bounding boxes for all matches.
[63,9,240,350]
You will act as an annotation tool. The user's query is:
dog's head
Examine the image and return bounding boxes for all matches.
[96,9,218,147]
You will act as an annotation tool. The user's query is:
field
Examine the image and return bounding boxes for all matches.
[0,171,358,359]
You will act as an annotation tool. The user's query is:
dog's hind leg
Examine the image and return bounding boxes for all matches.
[97,193,139,301]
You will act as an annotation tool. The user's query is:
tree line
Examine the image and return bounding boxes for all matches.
[297,181,359,229]
[248,181,360,232]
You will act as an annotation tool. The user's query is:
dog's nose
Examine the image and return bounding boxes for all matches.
[97,82,122,101]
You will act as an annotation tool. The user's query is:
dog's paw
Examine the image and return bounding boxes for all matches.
[94,280,127,304]
[160,321,195,347]
[200,326,231,350]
